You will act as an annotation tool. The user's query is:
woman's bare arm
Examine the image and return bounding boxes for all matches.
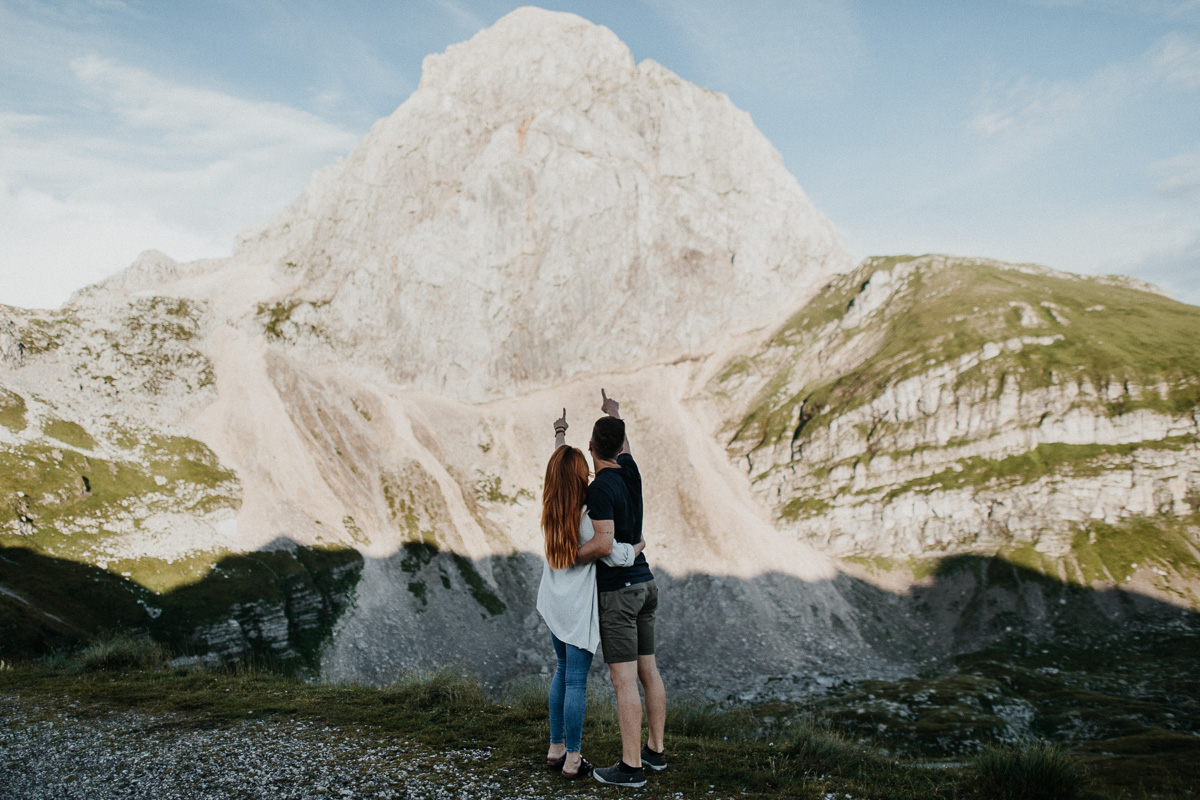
[553,407,567,452]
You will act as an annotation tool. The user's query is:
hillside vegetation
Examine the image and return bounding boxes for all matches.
[714,255,1200,563]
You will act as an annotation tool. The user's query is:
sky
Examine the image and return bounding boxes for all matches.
[1,0,1198,309]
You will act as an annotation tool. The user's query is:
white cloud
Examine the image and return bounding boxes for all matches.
[431,0,488,31]
[0,56,360,309]
[644,0,863,100]
[969,33,1200,146]
[1153,152,1200,200]
[69,56,356,154]
[1153,32,1200,87]
[1025,0,1200,19]
[969,75,1091,139]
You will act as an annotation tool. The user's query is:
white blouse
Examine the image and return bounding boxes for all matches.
[536,505,636,654]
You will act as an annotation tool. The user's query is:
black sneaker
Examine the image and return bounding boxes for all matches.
[640,744,667,771]
[593,760,646,788]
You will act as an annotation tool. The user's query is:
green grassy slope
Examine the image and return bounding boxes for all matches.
[712,254,1200,584]
[720,255,1200,460]
[0,428,241,588]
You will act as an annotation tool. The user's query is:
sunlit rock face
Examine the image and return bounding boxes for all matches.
[232,6,851,401]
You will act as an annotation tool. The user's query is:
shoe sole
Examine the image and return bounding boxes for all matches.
[593,772,646,788]
[641,748,667,771]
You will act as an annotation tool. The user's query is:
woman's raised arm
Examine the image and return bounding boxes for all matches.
[553,407,568,452]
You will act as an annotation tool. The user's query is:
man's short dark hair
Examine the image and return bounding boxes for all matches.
[591,416,625,461]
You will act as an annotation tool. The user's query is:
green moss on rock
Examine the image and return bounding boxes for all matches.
[0,434,240,561]
[0,390,26,432]
[451,554,506,616]
[255,298,329,343]
[882,437,1197,500]
[780,496,830,520]
[1069,515,1200,585]
[382,462,448,546]
[42,419,96,450]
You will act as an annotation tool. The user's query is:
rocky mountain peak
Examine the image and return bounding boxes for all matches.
[225,6,851,401]
[417,7,636,113]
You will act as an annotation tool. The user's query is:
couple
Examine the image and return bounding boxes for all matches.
[535,389,666,787]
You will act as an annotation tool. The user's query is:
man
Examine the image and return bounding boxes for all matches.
[576,389,667,788]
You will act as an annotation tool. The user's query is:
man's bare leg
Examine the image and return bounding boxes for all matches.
[609,661,643,767]
[637,654,666,753]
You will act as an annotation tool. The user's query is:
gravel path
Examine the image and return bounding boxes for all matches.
[0,695,680,800]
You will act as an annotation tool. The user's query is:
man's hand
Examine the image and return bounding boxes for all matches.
[601,389,631,456]
[601,388,620,419]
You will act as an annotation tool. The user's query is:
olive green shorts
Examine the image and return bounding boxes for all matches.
[598,580,658,664]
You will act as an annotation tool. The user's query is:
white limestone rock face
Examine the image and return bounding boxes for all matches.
[233,7,851,401]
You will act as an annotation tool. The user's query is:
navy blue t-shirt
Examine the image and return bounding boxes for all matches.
[588,453,654,592]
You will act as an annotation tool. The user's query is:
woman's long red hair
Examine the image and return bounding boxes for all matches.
[542,445,590,570]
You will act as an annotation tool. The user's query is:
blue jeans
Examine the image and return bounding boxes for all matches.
[548,633,594,753]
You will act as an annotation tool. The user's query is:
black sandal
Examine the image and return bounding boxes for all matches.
[546,754,566,771]
[562,757,593,780]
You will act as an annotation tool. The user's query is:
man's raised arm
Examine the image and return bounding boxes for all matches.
[600,389,630,456]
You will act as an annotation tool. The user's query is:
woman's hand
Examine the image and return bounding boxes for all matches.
[633,537,646,556]
[553,408,568,451]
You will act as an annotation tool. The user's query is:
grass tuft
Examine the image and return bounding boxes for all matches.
[965,741,1088,800]
[782,720,879,780]
[503,679,550,721]
[65,632,168,674]
[668,698,751,740]
[382,667,488,711]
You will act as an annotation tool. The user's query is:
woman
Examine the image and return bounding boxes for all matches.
[536,408,642,779]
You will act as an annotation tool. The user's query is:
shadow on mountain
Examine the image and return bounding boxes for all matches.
[6,542,1198,797]
[3,541,1198,693]
[315,543,1200,702]
[0,542,362,671]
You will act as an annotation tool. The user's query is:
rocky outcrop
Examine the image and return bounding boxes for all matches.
[715,255,1200,557]
[0,313,24,369]
[163,546,363,668]
[69,250,223,304]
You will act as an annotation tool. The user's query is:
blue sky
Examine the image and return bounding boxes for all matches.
[1,0,1198,309]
